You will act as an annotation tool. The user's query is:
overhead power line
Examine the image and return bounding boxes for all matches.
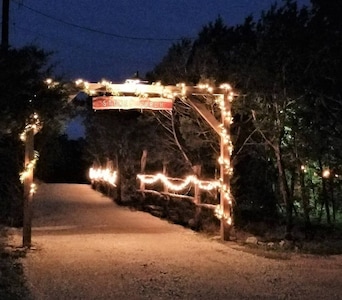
[13,0,192,42]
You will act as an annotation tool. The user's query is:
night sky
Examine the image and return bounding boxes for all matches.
[6,0,310,138]
[9,0,310,82]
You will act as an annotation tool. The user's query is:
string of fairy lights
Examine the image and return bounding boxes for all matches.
[19,112,41,141]
[19,122,40,196]
[18,78,56,196]
[138,173,220,191]
[19,151,39,182]
[89,167,117,186]
[20,111,41,196]
[89,167,221,191]
[215,84,234,225]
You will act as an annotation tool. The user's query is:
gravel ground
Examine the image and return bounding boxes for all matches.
[7,183,342,300]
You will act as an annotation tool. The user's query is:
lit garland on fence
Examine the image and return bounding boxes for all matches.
[137,173,220,192]
[89,168,220,191]
[89,167,117,186]
[20,151,39,183]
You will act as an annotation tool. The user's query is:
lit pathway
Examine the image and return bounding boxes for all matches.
[20,183,342,299]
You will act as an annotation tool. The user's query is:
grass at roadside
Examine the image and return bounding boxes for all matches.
[0,226,31,300]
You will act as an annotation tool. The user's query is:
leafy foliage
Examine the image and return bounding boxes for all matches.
[0,46,70,226]
[146,0,342,237]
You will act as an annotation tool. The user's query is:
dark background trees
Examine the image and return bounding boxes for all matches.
[145,0,342,238]
[0,46,71,225]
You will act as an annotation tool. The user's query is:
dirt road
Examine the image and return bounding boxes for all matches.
[16,183,342,299]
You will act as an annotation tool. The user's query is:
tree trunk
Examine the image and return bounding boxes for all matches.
[299,164,311,237]
[290,168,298,217]
[140,149,147,191]
[192,164,202,228]
[162,161,168,193]
[274,144,292,239]
[319,159,331,224]
[192,164,202,204]
[330,177,336,223]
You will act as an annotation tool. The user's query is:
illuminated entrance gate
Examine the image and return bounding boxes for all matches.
[78,79,235,241]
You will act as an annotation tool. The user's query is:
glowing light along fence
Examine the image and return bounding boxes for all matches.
[89,167,224,219]
[137,173,220,192]
[89,167,117,186]
[89,167,220,192]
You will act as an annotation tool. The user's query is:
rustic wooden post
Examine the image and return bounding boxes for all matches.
[192,165,201,204]
[115,154,121,202]
[220,91,233,241]
[106,158,112,196]
[140,149,147,191]
[23,127,34,248]
[162,161,168,193]
[192,164,202,228]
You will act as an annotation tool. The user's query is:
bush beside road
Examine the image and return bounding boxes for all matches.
[0,227,31,300]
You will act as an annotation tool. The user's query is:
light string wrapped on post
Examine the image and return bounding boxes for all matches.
[194,82,235,226]
[216,84,235,225]
[20,112,41,196]
[214,184,233,225]
[19,112,41,141]
[29,183,37,195]
[20,151,39,183]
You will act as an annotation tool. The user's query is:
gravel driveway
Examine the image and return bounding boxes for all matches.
[13,183,342,299]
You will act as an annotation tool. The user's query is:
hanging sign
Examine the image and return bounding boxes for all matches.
[93,96,173,111]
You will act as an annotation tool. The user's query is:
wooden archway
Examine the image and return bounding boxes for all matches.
[78,79,235,240]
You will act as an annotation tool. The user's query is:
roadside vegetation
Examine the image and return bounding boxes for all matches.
[0,227,31,300]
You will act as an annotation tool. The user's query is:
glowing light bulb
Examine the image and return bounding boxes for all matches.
[322,169,330,178]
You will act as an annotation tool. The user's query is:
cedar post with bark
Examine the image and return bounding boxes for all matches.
[23,128,34,248]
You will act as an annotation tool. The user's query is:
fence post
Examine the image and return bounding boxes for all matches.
[23,127,34,248]
[106,158,113,196]
[220,91,233,241]
[192,165,201,204]
[162,162,168,193]
[140,149,147,191]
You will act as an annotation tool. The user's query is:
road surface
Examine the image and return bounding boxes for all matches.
[17,183,342,299]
